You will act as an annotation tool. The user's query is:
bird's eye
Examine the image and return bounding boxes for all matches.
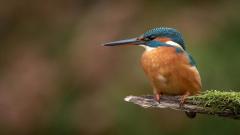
[144,36,155,41]
[144,37,150,41]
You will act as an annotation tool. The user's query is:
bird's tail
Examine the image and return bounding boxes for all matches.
[185,111,196,118]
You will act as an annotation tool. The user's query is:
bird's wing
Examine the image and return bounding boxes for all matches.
[186,52,197,66]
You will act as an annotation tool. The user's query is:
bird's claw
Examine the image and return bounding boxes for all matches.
[155,93,161,103]
[179,92,190,108]
[179,98,185,108]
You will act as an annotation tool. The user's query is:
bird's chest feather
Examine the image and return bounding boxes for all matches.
[140,47,201,95]
[141,47,189,76]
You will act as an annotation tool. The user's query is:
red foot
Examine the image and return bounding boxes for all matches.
[155,93,161,103]
[179,97,186,107]
[180,92,190,107]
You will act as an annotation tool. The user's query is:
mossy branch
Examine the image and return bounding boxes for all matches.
[124,90,240,119]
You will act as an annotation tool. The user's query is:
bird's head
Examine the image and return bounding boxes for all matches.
[103,27,185,50]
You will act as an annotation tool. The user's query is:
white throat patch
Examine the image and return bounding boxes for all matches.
[140,45,155,51]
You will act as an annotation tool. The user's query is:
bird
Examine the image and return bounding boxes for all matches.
[103,27,201,118]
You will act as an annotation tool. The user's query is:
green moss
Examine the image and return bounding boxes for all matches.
[188,90,240,113]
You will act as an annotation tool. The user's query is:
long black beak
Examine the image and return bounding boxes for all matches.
[103,38,144,46]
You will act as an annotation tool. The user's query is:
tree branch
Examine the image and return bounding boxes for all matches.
[124,93,240,119]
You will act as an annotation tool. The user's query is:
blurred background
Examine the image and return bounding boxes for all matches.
[0,0,240,135]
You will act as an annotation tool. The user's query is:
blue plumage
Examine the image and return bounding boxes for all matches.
[175,47,184,53]
[143,27,185,49]
[187,53,197,66]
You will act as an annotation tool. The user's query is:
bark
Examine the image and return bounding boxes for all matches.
[124,95,240,119]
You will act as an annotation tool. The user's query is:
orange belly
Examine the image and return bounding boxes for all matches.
[141,47,201,96]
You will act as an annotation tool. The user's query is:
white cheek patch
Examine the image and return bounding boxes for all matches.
[166,41,184,50]
[139,41,183,51]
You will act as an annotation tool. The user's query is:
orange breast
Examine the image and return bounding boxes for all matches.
[141,47,201,96]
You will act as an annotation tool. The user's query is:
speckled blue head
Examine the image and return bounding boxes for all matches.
[103,27,186,50]
[142,27,185,49]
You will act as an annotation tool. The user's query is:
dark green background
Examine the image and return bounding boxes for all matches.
[0,0,240,134]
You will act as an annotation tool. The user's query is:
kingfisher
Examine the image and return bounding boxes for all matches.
[103,27,201,117]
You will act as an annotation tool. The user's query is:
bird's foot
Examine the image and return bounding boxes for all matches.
[179,92,190,108]
[179,98,185,108]
[155,93,161,103]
